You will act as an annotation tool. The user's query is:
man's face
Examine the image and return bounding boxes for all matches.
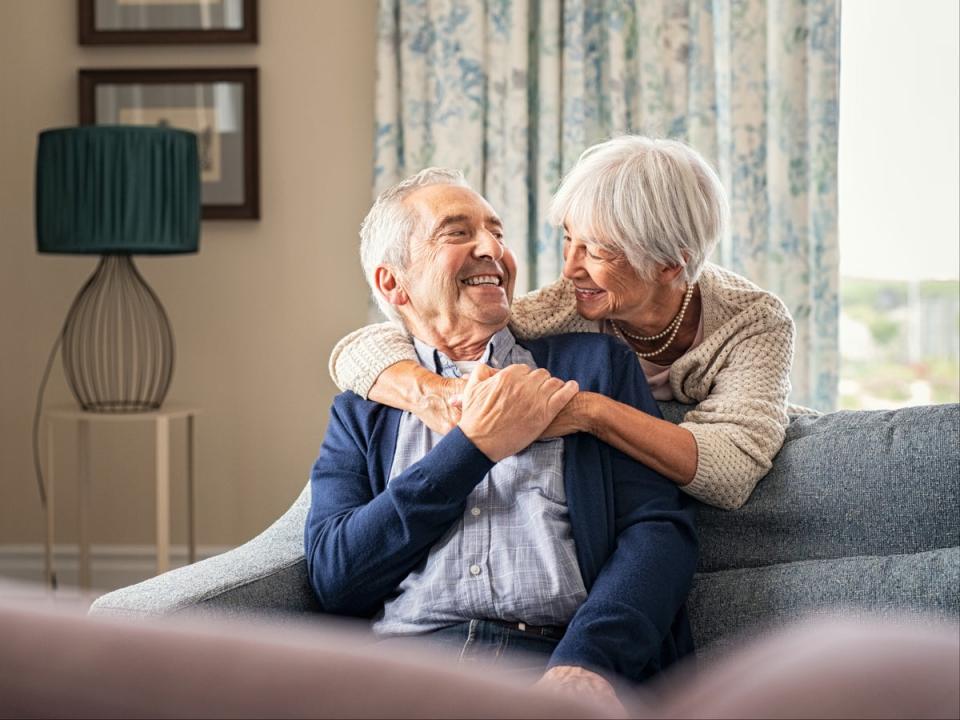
[396,184,516,343]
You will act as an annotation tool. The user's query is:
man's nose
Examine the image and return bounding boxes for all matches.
[474,229,503,260]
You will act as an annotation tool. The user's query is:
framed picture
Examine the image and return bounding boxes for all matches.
[79,68,260,220]
[78,0,257,45]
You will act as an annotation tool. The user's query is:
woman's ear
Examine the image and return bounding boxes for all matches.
[658,250,691,285]
[374,265,408,307]
[657,263,686,286]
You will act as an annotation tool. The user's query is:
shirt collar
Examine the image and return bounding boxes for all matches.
[412,326,517,378]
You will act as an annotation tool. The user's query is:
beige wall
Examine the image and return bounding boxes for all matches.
[0,0,376,548]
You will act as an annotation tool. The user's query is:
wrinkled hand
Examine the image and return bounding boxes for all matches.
[535,666,626,718]
[458,364,578,462]
[540,391,593,439]
[414,375,466,435]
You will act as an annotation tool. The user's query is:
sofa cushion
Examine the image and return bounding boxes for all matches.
[687,403,960,573]
[5,599,609,719]
[687,545,960,658]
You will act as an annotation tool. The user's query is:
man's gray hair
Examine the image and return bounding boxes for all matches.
[360,167,470,321]
[549,135,729,284]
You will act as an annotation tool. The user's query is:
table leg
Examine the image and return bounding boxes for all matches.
[187,414,196,565]
[45,418,56,590]
[77,420,91,590]
[155,416,171,575]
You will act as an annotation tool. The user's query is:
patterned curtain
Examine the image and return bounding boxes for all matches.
[373,0,840,410]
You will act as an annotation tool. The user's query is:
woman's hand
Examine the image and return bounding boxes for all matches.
[368,361,466,435]
[541,389,698,486]
[413,374,466,435]
[540,391,595,438]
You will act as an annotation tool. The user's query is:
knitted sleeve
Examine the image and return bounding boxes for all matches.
[678,300,795,510]
[328,278,598,396]
[328,321,417,398]
[508,278,599,339]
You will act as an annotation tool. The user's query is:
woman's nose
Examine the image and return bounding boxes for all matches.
[562,244,583,279]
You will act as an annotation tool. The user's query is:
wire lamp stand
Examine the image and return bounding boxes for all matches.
[62,254,175,412]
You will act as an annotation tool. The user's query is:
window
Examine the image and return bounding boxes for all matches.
[838,0,959,409]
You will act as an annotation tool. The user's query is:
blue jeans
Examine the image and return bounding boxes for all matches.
[377,620,560,676]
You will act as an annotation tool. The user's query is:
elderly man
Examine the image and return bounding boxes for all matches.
[304,169,698,707]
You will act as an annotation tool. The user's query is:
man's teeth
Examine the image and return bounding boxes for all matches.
[464,276,501,286]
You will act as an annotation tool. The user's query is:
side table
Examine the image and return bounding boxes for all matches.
[42,405,198,590]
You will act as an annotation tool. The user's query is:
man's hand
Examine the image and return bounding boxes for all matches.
[458,364,578,462]
[536,665,626,718]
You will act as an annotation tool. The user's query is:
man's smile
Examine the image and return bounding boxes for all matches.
[461,274,503,287]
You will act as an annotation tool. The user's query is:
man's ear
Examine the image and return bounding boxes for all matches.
[374,265,409,308]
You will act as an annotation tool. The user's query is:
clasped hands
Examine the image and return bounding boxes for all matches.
[428,364,582,461]
[457,363,577,461]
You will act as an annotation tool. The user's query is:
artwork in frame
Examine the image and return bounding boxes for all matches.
[78,0,257,45]
[79,68,260,220]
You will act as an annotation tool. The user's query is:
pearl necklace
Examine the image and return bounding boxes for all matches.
[611,283,695,359]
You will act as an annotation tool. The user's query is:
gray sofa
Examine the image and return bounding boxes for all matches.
[90,402,960,659]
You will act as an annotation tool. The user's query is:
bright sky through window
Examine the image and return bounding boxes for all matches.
[839,0,959,281]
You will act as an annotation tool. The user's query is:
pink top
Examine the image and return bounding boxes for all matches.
[606,312,705,401]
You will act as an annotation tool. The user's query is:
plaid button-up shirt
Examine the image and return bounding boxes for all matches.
[372,327,587,636]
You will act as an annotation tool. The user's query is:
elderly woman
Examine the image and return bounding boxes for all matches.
[330,135,794,510]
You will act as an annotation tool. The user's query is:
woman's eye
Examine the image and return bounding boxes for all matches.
[585,244,609,261]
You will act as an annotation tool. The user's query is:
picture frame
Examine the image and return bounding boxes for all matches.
[78,0,258,45]
[79,68,260,220]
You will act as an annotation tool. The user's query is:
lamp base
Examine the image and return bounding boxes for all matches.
[61,254,175,413]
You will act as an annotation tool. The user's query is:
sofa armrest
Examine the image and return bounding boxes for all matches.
[89,485,319,619]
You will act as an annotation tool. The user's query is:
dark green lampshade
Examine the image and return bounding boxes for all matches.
[36,125,200,255]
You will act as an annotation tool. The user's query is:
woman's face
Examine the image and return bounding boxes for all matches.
[561,223,654,322]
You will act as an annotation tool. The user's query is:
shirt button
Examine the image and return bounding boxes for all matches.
[469,564,481,576]
[470,507,481,517]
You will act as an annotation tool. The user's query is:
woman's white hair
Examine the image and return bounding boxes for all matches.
[549,135,729,284]
[359,167,469,320]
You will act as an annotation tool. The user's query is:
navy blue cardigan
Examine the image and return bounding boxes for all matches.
[305,333,699,682]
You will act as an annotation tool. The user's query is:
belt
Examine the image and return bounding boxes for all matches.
[487,619,566,641]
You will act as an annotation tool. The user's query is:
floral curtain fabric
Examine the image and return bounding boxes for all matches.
[373,0,840,410]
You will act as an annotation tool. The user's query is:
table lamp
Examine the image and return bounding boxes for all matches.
[35,125,200,412]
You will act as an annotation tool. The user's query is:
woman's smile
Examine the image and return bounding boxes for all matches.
[573,285,606,303]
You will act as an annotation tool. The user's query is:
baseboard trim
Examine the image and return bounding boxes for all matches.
[0,543,232,592]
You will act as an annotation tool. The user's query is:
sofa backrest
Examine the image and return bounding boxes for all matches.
[657,402,960,573]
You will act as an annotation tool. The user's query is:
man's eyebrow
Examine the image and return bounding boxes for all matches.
[429,213,502,237]
[429,214,470,236]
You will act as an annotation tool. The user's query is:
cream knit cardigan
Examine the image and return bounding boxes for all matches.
[329,262,796,510]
